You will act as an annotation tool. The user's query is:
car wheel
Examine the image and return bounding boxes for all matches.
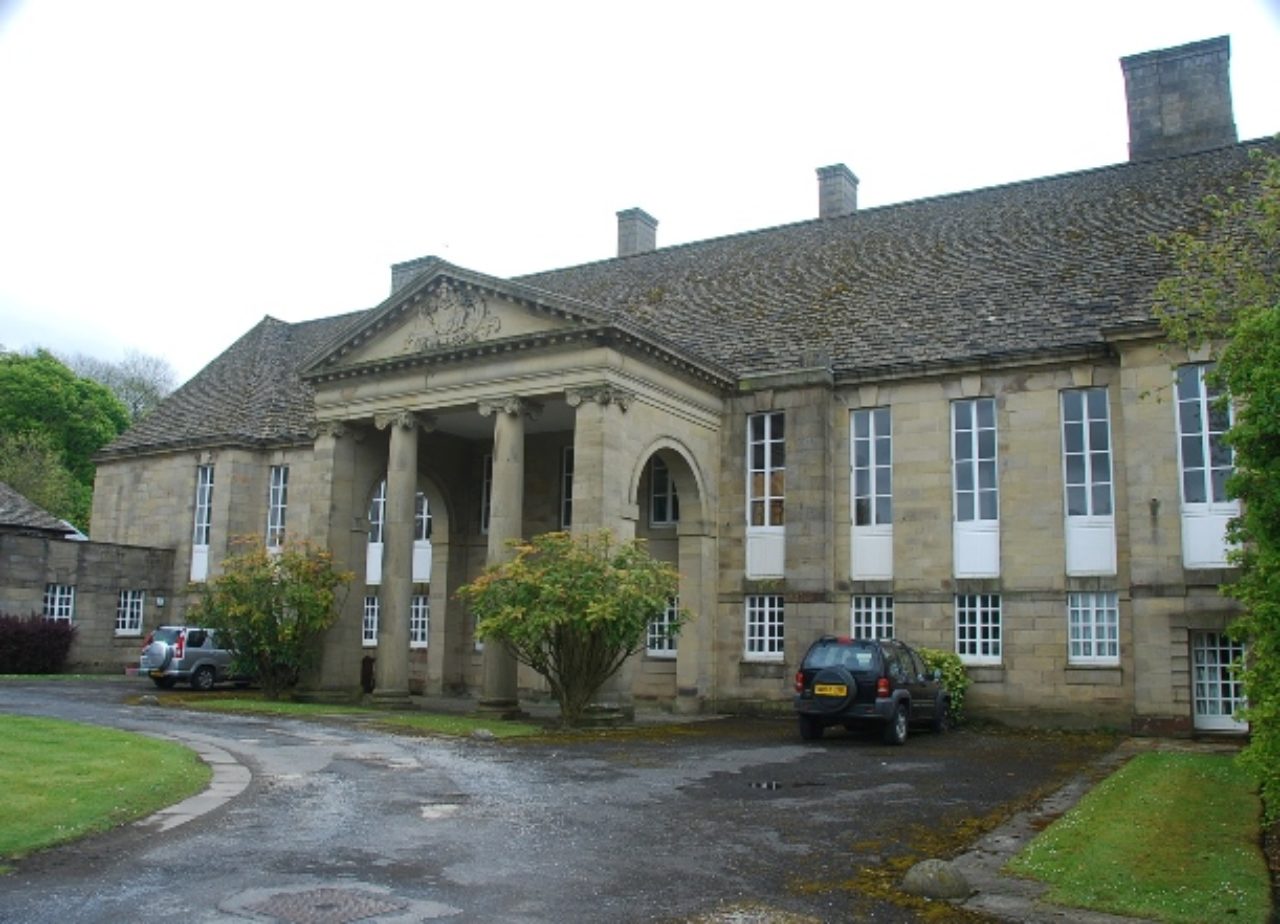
[882,703,909,745]
[799,714,824,741]
[152,676,176,690]
[191,665,216,692]
[932,698,951,733]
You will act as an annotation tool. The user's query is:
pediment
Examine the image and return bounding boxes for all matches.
[306,261,602,374]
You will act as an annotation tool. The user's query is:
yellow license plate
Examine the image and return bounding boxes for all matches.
[814,683,847,697]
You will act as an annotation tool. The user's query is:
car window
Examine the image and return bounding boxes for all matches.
[187,630,208,648]
[906,648,927,679]
[803,641,877,672]
[153,628,180,643]
[884,645,908,682]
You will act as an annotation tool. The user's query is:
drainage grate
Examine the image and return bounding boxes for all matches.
[247,887,408,924]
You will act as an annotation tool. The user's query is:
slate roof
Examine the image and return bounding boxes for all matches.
[0,481,76,537]
[99,138,1276,458]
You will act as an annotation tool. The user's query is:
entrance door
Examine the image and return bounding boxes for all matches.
[1192,631,1247,732]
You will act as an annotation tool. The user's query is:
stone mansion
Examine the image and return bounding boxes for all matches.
[85,37,1271,732]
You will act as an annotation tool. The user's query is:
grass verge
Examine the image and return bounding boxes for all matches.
[171,693,543,739]
[1006,750,1271,923]
[0,714,211,867]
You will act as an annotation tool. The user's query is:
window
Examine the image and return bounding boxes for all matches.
[851,595,894,639]
[266,464,289,549]
[852,408,892,526]
[368,479,387,544]
[362,595,379,647]
[1068,592,1119,664]
[952,398,997,522]
[480,453,492,533]
[955,593,1001,664]
[649,457,680,527]
[747,412,785,527]
[115,590,145,635]
[745,594,784,660]
[410,594,429,649]
[647,597,679,657]
[193,464,214,545]
[1176,364,1234,505]
[414,492,432,541]
[560,447,574,529]
[1061,389,1112,517]
[43,584,74,621]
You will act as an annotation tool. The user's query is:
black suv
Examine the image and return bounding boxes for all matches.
[794,636,950,744]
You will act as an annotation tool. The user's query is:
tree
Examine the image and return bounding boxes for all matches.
[457,531,682,726]
[0,432,88,527]
[62,349,177,421]
[188,539,353,700]
[0,349,130,530]
[1154,145,1280,816]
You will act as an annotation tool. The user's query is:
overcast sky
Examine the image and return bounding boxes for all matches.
[2,1,1279,383]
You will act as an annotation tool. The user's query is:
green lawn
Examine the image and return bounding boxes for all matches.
[0,714,211,866]
[1007,750,1271,923]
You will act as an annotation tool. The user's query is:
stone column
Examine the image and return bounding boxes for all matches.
[567,385,639,719]
[372,410,423,707]
[477,397,529,715]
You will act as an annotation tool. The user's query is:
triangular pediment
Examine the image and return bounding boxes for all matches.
[304,260,608,375]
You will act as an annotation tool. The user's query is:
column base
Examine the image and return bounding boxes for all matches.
[369,688,415,710]
[476,698,526,720]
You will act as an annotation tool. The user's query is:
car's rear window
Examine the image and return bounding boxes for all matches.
[152,628,181,643]
[803,640,879,672]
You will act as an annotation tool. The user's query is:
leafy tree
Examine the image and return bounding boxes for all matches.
[457,531,682,726]
[0,349,129,530]
[188,539,352,700]
[62,349,177,421]
[1154,145,1280,816]
[0,432,88,527]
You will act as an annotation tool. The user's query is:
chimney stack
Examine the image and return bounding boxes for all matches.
[1121,36,1237,162]
[390,256,435,294]
[617,208,658,257]
[817,164,858,219]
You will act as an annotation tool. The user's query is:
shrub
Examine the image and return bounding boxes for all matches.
[919,647,970,722]
[0,613,77,673]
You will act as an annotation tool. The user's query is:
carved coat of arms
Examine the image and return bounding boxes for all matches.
[404,280,501,351]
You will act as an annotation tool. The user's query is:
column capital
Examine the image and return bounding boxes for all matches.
[308,420,348,440]
[565,384,635,411]
[477,397,542,420]
[373,410,436,432]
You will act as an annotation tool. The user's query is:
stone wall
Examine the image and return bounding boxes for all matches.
[0,534,174,672]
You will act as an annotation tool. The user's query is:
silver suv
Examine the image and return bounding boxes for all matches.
[140,626,245,691]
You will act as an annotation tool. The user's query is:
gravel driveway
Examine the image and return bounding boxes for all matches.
[0,679,1115,923]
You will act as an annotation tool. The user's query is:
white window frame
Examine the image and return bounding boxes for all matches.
[43,583,75,621]
[955,593,1001,665]
[560,446,574,529]
[191,463,214,582]
[851,595,894,639]
[951,398,1000,578]
[1067,591,1119,665]
[410,594,429,649]
[647,596,679,657]
[649,456,680,528]
[850,407,893,580]
[413,490,432,583]
[366,479,386,586]
[115,589,145,636]
[362,595,380,648]
[266,464,289,550]
[746,412,785,578]
[744,594,784,661]
[1175,363,1239,568]
[1061,388,1116,576]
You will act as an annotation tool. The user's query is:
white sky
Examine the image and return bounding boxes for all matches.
[2,1,1278,384]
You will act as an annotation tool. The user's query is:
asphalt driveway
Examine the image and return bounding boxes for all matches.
[0,679,1116,923]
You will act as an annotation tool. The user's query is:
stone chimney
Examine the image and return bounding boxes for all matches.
[1121,36,1237,162]
[390,256,435,294]
[817,164,858,219]
[617,208,658,257]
